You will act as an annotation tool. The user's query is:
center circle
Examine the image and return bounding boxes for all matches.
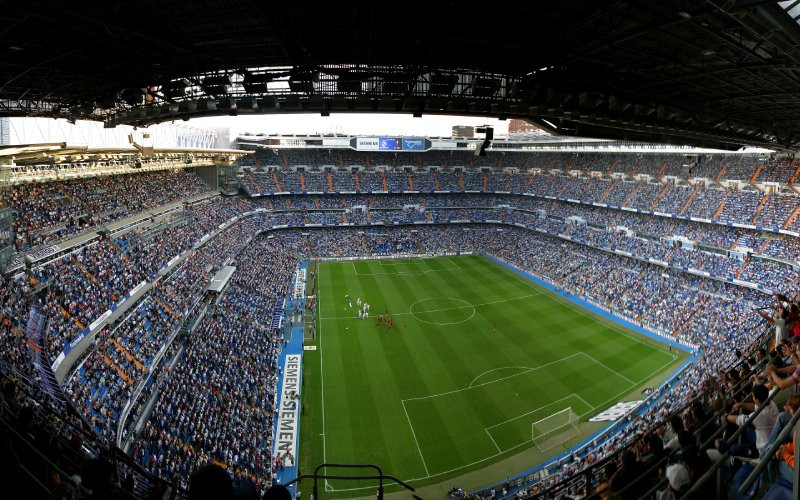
[409,298,476,325]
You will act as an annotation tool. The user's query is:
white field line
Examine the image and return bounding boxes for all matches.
[468,366,537,388]
[480,255,677,360]
[319,293,539,320]
[323,258,684,492]
[402,352,583,403]
[327,354,678,494]
[484,393,583,431]
[572,392,593,410]
[577,356,679,419]
[326,359,681,494]
[448,255,467,270]
[485,428,502,453]
[317,270,329,490]
[401,399,431,476]
[351,260,461,276]
[328,357,682,492]
[579,352,636,385]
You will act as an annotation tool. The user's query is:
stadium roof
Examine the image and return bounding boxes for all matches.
[3,1,800,150]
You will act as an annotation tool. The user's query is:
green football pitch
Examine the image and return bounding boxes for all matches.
[299,255,684,496]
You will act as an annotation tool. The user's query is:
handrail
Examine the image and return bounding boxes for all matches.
[283,463,420,500]
[0,367,181,498]
[737,410,800,496]
[0,409,91,497]
[680,386,782,498]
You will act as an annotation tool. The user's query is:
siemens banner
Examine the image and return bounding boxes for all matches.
[274,354,301,466]
[352,137,429,151]
[356,137,380,150]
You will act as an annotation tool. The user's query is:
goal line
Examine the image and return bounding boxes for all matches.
[531,407,580,453]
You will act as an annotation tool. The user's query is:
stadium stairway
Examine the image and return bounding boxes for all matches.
[623,182,641,206]
[482,173,488,192]
[758,237,771,254]
[673,295,707,336]
[656,162,668,177]
[299,172,306,192]
[361,235,371,255]
[782,202,800,229]
[715,163,728,182]
[354,172,361,192]
[327,171,334,193]
[630,159,643,175]
[153,295,179,320]
[99,352,133,385]
[749,163,763,184]
[407,172,414,190]
[109,239,133,266]
[109,337,145,372]
[735,256,750,279]
[342,212,347,224]
[557,176,575,197]
[458,172,465,191]
[713,199,726,219]
[524,171,537,192]
[580,177,595,198]
[598,178,619,203]
[680,184,699,214]
[788,159,800,183]
[650,183,669,210]
[433,171,440,191]
[504,171,512,191]
[729,235,742,250]
[751,192,770,224]
[76,260,99,285]
[790,174,800,197]
[306,238,314,259]
[380,170,388,191]
[606,158,619,173]
[272,172,283,192]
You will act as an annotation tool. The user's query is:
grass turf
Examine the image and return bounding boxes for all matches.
[299,254,683,496]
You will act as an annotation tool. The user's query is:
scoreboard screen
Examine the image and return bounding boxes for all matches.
[379,137,399,150]
[353,137,429,151]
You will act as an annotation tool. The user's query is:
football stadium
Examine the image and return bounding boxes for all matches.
[2,3,800,500]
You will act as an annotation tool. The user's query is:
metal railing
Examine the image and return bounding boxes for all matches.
[737,410,800,498]
[284,463,420,500]
[680,386,783,499]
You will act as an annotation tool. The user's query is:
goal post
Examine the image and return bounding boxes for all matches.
[531,407,580,452]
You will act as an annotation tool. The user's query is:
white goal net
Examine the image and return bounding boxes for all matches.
[531,407,580,452]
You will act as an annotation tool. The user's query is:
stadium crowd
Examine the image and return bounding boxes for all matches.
[6,170,211,251]
[4,154,800,498]
[132,234,295,495]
